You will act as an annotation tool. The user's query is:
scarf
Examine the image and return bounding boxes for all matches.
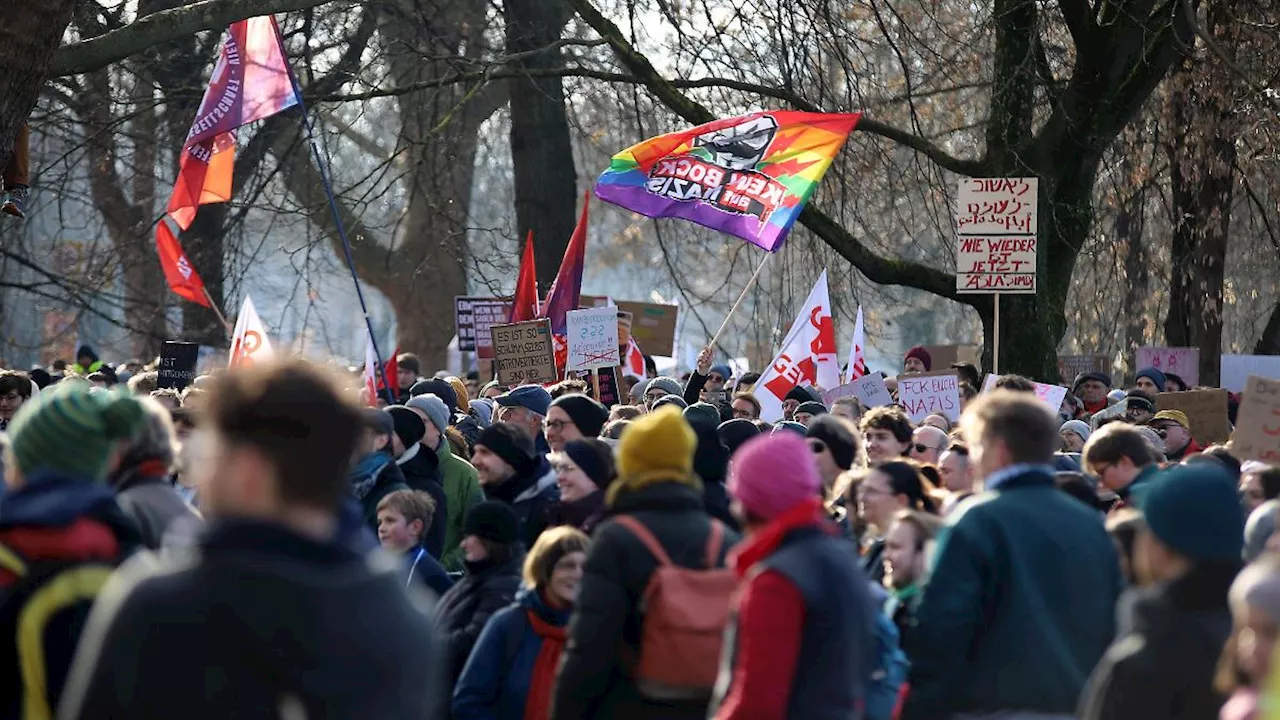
[348,452,390,501]
[523,601,568,720]
[546,491,605,532]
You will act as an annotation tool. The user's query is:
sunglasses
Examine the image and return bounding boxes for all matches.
[913,443,939,454]
[708,375,725,383]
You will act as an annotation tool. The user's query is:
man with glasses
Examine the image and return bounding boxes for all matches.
[640,376,683,411]
[544,394,608,452]
[1082,422,1161,506]
[1147,409,1202,462]
[682,346,733,408]
[494,385,553,454]
[0,370,32,431]
[730,392,761,420]
[909,425,948,466]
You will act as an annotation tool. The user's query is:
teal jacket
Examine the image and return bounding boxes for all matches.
[1119,463,1161,506]
[437,439,484,572]
[902,468,1122,719]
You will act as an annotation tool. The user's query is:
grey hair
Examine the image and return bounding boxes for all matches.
[119,397,178,469]
[1245,499,1280,563]
[1230,553,1280,623]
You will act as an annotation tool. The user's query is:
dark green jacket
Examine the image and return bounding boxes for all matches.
[1119,463,1161,506]
[437,439,484,572]
[902,469,1122,719]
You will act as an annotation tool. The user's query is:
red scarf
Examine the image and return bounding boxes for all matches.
[729,498,830,578]
[523,604,568,720]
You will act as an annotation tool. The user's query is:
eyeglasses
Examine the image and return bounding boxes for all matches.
[544,419,572,432]
[707,375,724,383]
[913,443,940,454]
[645,392,668,402]
[808,440,826,454]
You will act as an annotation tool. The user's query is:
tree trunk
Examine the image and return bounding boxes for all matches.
[505,0,578,292]
[0,1,77,171]
[1258,302,1280,355]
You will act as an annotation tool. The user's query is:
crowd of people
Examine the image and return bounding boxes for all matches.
[0,340,1277,719]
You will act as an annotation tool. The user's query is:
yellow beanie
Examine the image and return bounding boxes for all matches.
[609,405,699,505]
[446,376,471,414]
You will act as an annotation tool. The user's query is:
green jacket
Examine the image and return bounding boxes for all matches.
[1119,463,1161,507]
[436,439,484,572]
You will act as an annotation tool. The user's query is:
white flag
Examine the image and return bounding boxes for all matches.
[845,306,869,384]
[625,336,648,380]
[754,271,840,422]
[228,296,274,368]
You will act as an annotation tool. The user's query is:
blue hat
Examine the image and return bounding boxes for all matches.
[494,384,552,417]
[1135,367,1167,391]
[1140,464,1243,561]
[708,364,732,381]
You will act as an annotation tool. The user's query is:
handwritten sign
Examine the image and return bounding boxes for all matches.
[577,366,622,407]
[955,177,1038,235]
[824,375,894,409]
[158,341,199,391]
[1221,355,1280,392]
[980,374,1069,413]
[1058,354,1111,385]
[956,236,1037,294]
[1231,376,1280,463]
[566,307,621,372]
[898,371,961,422]
[491,319,556,386]
[1136,347,1199,388]
[456,296,513,359]
[1156,389,1231,445]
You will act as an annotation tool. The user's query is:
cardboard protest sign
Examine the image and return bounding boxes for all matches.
[921,345,981,372]
[1136,347,1199,387]
[954,177,1038,294]
[955,177,1038,235]
[897,371,961,422]
[955,236,1037,294]
[491,320,556,386]
[158,341,199,391]
[581,297,679,357]
[1156,389,1231,445]
[1089,400,1128,430]
[1230,376,1280,463]
[455,296,512,359]
[824,374,894,409]
[980,374,1069,413]
[1058,354,1111,385]
[1221,355,1280,392]
[566,307,621,372]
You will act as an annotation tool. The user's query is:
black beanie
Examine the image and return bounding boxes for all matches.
[718,418,762,456]
[462,501,520,544]
[549,394,609,437]
[476,423,536,475]
[410,378,458,414]
[795,401,828,418]
[387,406,426,449]
[807,415,858,471]
[785,385,814,403]
[562,439,614,489]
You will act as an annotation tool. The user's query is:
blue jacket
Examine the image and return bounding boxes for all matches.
[902,468,1122,719]
[406,547,454,597]
[453,588,570,720]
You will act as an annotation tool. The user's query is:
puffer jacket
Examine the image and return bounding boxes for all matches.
[436,553,523,683]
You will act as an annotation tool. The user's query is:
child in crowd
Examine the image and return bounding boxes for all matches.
[377,489,453,596]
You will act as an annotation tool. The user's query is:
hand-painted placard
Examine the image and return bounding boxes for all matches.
[1231,376,1280,463]
[1136,347,1199,388]
[980,374,1069,413]
[491,319,556,386]
[823,374,894,409]
[566,307,621,372]
[898,371,961,422]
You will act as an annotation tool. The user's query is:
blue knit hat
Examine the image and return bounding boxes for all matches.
[1135,367,1168,391]
[1140,463,1243,561]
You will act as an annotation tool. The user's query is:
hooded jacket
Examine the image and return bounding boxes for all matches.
[58,518,442,720]
[486,456,558,550]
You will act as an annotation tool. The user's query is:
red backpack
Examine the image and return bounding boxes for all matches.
[612,516,736,700]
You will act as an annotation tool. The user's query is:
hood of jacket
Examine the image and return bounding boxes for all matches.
[0,474,142,558]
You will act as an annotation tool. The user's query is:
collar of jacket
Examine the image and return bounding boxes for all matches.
[983,463,1057,491]
[1127,558,1242,631]
[110,459,172,493]
[1119,463,1161,500]
[396,443,420,467]
[514,458,557,504]
[607,479,705,515]
[730,498,830,578]
[200,517,360,567]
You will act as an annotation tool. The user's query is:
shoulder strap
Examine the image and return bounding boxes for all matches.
[612,516,673,567]
[703,521,725,569]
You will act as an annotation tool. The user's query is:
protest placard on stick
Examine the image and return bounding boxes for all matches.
[824,375,894,409]
[491,320,556,386]
[1156,390,1231,445]
[898,371,961,422]
[566,307,621,372]
[1231,376,1280,463]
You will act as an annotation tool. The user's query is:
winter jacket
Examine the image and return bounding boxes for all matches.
[902,467,1122,720]
[1079,560,1238,720]
[406,546,455,597]
[58,518,442,720]
[709,500,875,720]
[436,554,523,683]
[350,451,410,531]
[1167,437,1205,463]
[550,482,740,720]
[546,491,607,534]
[453,588,572,720]
[486,457,559,550]
[692,424,739,531]
[862,536,887,586]
[438,438,485,572]
[1119,463,1162,505]
[110,459,201,549]
[0,476,141,720]
[398,443,449,558]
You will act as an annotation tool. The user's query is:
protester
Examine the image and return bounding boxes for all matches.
[414,377,484,449]
[347,408,411,530]
[545,394,608,452]
[1124,390,1157,425]
[1060,419,1091,453]
[857,460,937,585]
[407,393,483,571]
[107,397,201,549]
[920,412,950,432]
[0,385,144,719]
[437,501,524,684]
[683,347,732,407]
[1216,554,1280,720]
[903,391,1122,720]
[495,385,554,454]
[1133,366,1167,395]
[781,385,812,420]
[861,406,913,466]
[1074,371,1113,418]
[806,415,863,497]
[792,400,826,426]
[718,418,761,457]
[729,392,761,420]
[71,345,104,376]
[830,395,864,423]
[641,376,683,412]
[1082,422,1162,506]
[387,404,448,558]
[1166,373,1189,392]
[58,361,443,719]
[609,404,642,422]
[1079,464,1244,720]
[551,406,738,720]
[685,403,738,529]
[0,369,31,431]
[545,439,614,533]
[937,442,974,495]
[1106,509,1145,586]
[903,346,931,374]
[397,352,422,400]
[472,424,557,548]
[709,432,876,719]
[1244,499,1280,563]
[910,424,948,466]
[883,509,943,651]
[376,488,453,596]
[1146,409,1202,462]
[453,527,589,720]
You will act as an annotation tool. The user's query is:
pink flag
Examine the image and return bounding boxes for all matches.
[845,306,868,383]
[228,296,275,368]
[754,271,840,422]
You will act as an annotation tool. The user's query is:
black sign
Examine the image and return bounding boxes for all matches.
[158,341,199,391]
[577,366,623,407]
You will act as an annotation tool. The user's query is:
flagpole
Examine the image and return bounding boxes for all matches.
[203,287,232,335]
[273,19,395,404]
[709,251,770,348]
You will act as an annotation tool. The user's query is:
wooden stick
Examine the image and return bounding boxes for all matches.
[591,367,602,402]
[203,287,232,337]
[993,293,1001,375]
[709,251,771,348]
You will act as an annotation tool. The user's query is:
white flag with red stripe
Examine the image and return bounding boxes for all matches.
[228,296,274,368]
[364,338,400,406]
[625,336,648,380]
[845,306,869,383]
[754,271,840,422]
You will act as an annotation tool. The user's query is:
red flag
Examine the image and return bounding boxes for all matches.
[156,222,211,307]
[509,230,539,323]
[540,193,590,336]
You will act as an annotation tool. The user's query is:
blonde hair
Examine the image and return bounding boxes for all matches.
[522,526,590,589]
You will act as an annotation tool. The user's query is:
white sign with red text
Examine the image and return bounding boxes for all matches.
[755,271,840,422]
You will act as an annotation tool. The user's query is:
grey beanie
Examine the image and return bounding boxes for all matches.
[646,376,683,398]
[406,394,450,436]
[1245,499,1280,562]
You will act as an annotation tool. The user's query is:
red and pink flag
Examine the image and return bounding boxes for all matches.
[155,223,210,307]
[625,336,648,380]
[845,306,868,383]
[754,271,840,421]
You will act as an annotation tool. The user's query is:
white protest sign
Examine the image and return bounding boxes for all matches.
[898,371,961,422]
[956,236,1037,294]
[1136,346,1200,387]
[980,374,1069,413]
[955,177,1038,295]
[566,307,621,372]
[1222,355,1280,392]
[823,374,894,409]
[955,177,1038,234]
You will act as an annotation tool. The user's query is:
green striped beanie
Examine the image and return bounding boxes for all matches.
[7,384,146,482]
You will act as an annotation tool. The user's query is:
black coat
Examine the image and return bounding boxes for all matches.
[1079,560,1239,720]
[434,554,522,683]
[550,481,740,720]
[111,464,201,550]
[398,445,448,558]
[58,519,442,720]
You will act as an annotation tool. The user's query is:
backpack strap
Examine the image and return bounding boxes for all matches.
[703,521,725,569]
[612,516,673,567]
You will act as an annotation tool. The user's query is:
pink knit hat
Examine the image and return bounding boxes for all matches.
[728,433,821,521]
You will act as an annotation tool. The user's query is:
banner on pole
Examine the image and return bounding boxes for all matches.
[491,320,557,386]
[157,341,199,391]
[1136,347,1199,387]
[754,271,840,422]
[566,307,621,372]
[898,371,961,422]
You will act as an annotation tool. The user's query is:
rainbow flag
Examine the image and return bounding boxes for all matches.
[594,110,861,252]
